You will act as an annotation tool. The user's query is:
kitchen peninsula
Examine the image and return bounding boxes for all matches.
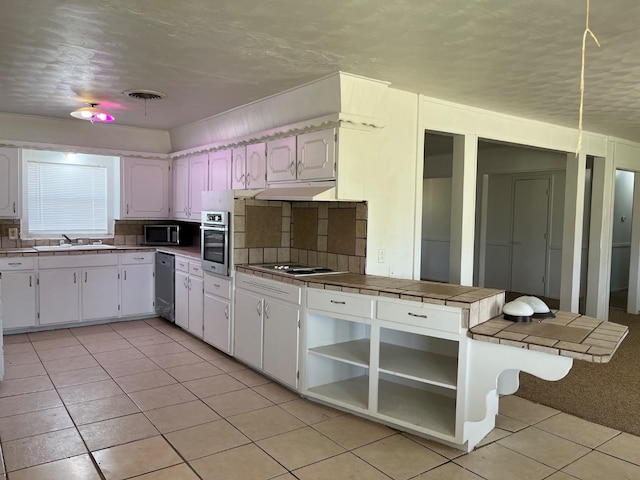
[235,265,628,451]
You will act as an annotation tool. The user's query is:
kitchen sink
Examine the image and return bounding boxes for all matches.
[32,244,116,252]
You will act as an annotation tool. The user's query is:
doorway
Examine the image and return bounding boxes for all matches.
[510,177,550,296]
[610,169,634,310]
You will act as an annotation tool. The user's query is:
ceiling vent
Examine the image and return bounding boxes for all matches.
[123,89,166,101]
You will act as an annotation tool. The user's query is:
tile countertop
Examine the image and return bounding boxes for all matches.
[236,265,629,363]
[235,265,506,328]
[468,311,628,363]
[0,245,201,260]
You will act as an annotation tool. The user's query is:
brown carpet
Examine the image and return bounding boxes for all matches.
[516,308,640,436]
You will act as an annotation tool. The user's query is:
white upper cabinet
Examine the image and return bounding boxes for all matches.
[0,147,20,218]
[188,154,208,221]
[266,136,297,183]
[297,129,336,181]
[120,157,170,219]
[233,143,266,189]
[266,130,336,184]
[172,154,208,221]
[172,157,190,220]
[246,143,267,189]
[208,149,232,191]
[231,146,246,189]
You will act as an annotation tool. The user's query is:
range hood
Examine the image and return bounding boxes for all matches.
[254,181,337,201]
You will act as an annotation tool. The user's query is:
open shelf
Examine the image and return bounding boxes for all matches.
[308,338,370,367]
[377,377,456,438]
[307,375,369,410]
[379,342,457,389]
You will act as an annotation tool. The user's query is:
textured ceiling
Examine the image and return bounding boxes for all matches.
[1,0,639,141]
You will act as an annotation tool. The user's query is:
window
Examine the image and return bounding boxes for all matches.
[22,150,117,238]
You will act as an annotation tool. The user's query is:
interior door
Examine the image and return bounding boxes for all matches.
[511,178,550,296]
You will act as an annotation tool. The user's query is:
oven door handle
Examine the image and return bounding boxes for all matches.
[200,226,227,232]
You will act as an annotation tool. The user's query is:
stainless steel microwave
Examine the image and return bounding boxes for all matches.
[144,225,191,246]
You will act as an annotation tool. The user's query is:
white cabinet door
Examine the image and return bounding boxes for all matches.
[263,299,299,388]
[188,275,204,338]
[188,154,208,221]
[175,270,189,330]
[81,266,120,321]
[204,294,231,354]
[121,264,155,316]
[1,271,37,329]
[231,146,247,189]
[39,269,80,325]
[297,129,336,181]
[234,289,264,369]
[208,149,232,191]
[0,147,19,218]
[266,136,297,183]
[121,157,170,219]
[172,157,190,220]
[246,142,266,189]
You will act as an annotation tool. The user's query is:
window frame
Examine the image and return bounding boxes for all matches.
[21,149,117,240]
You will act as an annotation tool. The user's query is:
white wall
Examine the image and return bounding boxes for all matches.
[363,88,419,277]
[0,113,171,155]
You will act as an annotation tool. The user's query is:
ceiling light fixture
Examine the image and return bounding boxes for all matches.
[70,104,115,123]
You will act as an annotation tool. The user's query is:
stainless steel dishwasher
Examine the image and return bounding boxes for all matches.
[155,252,175,322]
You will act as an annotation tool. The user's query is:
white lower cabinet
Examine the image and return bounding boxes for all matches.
[81,266,119,321]
[0,257,37,329]
[263,299,299,389]
[38,254,121,326]
[120,253,155,316]
[39,268,81,325]
[305,289,373,411]
[174,257,204,337]
[203,273,232,354]
[233,288,264,369]
[234,272,301,388]
[303,288,466,445]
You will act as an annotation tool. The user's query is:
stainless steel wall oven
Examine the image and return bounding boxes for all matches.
[201,211,230,276]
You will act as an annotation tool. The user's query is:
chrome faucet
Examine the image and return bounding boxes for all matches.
[62,234,73,244]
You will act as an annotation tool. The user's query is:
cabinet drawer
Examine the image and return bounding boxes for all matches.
[376,300,462,333]
[189,261,203,277]
[175,257,189,273]
[120,252,154,265]
[204,273,231,299]
[307,290,373,320]
[38,254,118,269]
[0,257,36,270]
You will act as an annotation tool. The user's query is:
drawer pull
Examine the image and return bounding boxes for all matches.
[8,262,22,266]
[214,284,220,289]
[330,300,346,305]
[408,312,428,319]
[134,256,145,260]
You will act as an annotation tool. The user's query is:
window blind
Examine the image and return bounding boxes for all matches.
[27,161,108,235]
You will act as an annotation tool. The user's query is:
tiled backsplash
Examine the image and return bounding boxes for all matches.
[0,219,200,249]
[234,199,367,274]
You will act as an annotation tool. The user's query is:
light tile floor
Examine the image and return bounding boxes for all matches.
[1,318,639,479]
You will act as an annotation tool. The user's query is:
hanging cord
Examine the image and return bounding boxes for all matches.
[577,0,600,154]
